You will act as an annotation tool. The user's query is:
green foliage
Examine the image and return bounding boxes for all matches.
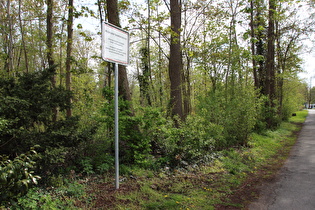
[128,107,218,167]
[156,115,218,167]
[132,107,168,167]
[197,85,260,149]
[8,110,305,210]
[0,118,7,132]
[17,181,87,209]
[74,138,115,175]
[257,96,282,130]
[96,92,154,166]
[281,79,306,121]
[0,68,74,156]
[92,102,216,169]
[79,157,95,175]
[17,189,61,209]
[0,68,96,183]
[0,148,40,206]
[39,146,71,177]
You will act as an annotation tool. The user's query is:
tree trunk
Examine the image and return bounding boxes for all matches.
[251,0,267,95]
[157,5,164,107]
[46,0,58,122]
[266,0,276,99]
[18,0,29,73]
[65,0,73,117]
[182,1,191,118]
[169,0,183,122]
[250,0,259,89]
[46,0,55,74]
[146,0,153,105]
[59,6,67,87]
[138,47,152,106]
[182,56,191,118]
[106,0,132,102]
[265,0,277,127]
[6,0,14,75]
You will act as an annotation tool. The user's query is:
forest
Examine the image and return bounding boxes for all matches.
[0,0,314,208]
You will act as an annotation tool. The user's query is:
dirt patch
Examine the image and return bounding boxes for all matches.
[74,177,140,209]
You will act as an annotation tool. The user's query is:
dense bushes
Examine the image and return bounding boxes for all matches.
[0,148,40,206]
[0,68,73,156]
[0,67,296,175]
[0,68,93,204]
[78,84,266,170]
[197,85,260,149]
[0,66,304,206]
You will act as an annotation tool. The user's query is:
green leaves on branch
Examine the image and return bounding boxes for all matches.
[197,85,260,150]
[0,67,75,156]
[0,148,40,206]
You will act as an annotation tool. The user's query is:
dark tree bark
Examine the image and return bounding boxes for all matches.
[46,0,58,121]
[250,0,267,94]
[65,0,73,117]
[106,0,132,102]
[265,0,277,127]
[182,2,191,118]
[266,0,276,99]
[46,0,54,73]
[250,0,259,89]
[169,0,184,122]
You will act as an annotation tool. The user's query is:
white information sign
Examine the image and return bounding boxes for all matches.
[102,22,129,65]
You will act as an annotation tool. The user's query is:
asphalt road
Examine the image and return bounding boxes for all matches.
[249,109,315,210]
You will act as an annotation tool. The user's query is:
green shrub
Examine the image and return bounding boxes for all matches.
[17,188,59,209]
[0,148,40,206]
[197,85,260,149]
[0,118,7,131]
[0,68,73,155]
[96,94,154,166]
[0,68,94,181]
[158,115,218,166]
[17,187,75,209]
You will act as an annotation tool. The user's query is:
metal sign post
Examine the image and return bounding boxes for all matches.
[114,62,119,189]
[101,22,129,190]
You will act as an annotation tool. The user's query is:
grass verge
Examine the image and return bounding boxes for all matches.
[16,110,308,209]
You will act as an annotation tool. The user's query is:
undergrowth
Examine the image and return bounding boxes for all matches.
[13,110,307,209]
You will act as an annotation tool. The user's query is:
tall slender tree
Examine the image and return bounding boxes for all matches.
[46,0,55,72]
[18,0,29,73]
[169,0,184,122]
[265,0,277,127]
[5,0,14,75]
[250,0,259,89]
[249,0,267,94]
[266,0,276,100]
[65,0,74,117]
[46,0,58,122]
